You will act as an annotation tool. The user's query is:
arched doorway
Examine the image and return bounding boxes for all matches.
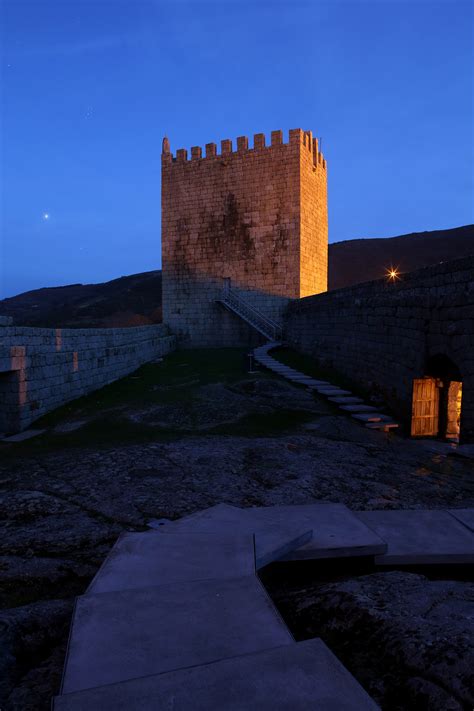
[411,355,462,441]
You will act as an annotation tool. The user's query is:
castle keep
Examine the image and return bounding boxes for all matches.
[161,128,328,346]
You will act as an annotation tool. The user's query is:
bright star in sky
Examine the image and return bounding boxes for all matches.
[43,213,50,220]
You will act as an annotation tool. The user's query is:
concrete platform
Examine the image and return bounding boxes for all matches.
[161,505,313,568]
[272,504,387,560]
[169,503,387,561]
[356,509,474,564]
[87,532,256,594]
[61,575,293,694]
[54,638,379,710]
[448,508,474,532]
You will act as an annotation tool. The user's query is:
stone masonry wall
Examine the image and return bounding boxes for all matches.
[161,128,328,347]
[284,256,474,443]
[0,324,176,434]
[300,132,328,297]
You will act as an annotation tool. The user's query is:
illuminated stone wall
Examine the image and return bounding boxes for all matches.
[161,128,328,346]
[0,324,176,434]
[285,256,474,443]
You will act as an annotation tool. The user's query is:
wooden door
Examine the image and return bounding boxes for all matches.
[411,378,439,437]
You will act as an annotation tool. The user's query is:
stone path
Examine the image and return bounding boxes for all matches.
[356,508,474,564]
[53,501,474,709]
[254,342,399,432]
[167,502,387,561]
[53,505,381,710]
[55,638,376,711]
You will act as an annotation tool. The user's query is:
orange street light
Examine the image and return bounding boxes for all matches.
[386,266,401,282]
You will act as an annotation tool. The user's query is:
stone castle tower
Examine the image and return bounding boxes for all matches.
[161,128,328,346]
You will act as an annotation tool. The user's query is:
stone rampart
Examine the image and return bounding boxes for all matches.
[285,256,474,443]
[0,324,176,434]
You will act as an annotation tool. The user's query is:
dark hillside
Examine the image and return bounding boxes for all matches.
[328,224,474,290]
[1,225,473,326]
[0,271,162,328]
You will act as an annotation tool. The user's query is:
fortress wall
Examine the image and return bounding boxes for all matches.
[0,324,176,434]
[285,256,474,443]
[162,129,327,346]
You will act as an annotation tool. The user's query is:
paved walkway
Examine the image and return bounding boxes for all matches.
[254,342,399,432]
[53,501,474,709]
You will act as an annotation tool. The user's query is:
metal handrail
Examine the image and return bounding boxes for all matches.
[220,286,283,341]
[225,291,282,331]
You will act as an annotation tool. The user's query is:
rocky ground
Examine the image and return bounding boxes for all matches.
[1,349,473,710]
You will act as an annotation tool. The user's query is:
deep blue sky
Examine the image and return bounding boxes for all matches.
[1,0,473,298]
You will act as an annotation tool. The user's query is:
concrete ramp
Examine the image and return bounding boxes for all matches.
[54,502,393,709]
[87,531,256,594]
[54,638,379,710]
[61,575,292,695]
[162,504,313,568]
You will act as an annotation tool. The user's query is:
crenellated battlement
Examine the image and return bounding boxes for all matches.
[162,128,326,169]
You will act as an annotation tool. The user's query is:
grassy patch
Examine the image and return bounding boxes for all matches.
[36,348,255,427]
[207,408,317,437]
[0,348,282,455]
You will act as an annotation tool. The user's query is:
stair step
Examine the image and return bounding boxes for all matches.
[365,422,399,431]
[339,404,380,413]
[287,376,318,382]
[328,396,364,404]
[316,388,352,396]
[352,413,390,422]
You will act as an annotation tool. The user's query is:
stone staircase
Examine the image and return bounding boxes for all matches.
[217,285,283,341]
[254,342,399,432]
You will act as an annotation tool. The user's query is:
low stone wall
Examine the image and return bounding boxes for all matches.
[0,324,176,434]
[284,256,474,443]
